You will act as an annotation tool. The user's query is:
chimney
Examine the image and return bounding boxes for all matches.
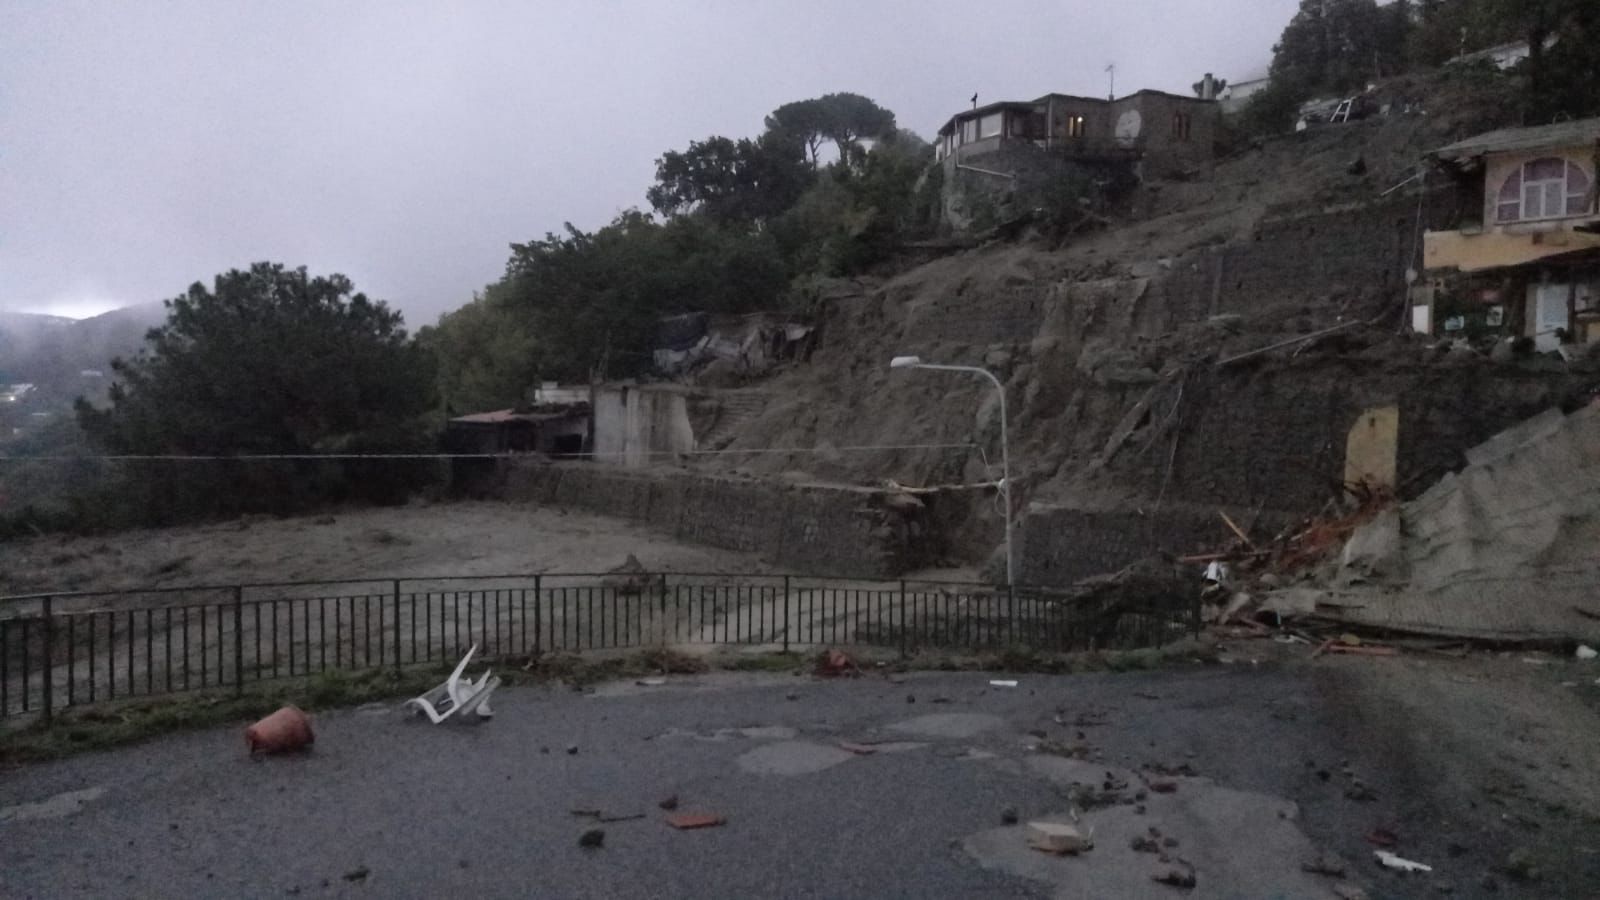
[1199,73,1217,100]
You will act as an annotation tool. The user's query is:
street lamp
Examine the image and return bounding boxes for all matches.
[888,355,1014,586]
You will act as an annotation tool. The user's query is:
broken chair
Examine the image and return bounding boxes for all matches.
[405,644,501,724]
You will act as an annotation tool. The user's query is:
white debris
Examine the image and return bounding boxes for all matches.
[1577,645,1597,660]
[989,680,1018,688]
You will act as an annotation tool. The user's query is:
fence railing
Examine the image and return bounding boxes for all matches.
[0,572,1199,721]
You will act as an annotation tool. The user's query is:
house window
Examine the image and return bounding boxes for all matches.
[1496,157,1593,222]
[1064,115,1086,138]
[1172,112,1192,141]
[979,112,1003,139]
[960,119,978,144]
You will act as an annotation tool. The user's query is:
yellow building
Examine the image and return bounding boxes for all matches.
[1419,118,1600,349]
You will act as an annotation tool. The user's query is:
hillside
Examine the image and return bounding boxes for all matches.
[666,70,1592,580]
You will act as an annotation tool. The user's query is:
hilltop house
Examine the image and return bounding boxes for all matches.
[1416,118,1600,350]
[1217,70,1271,115]
[933,88,1218,178]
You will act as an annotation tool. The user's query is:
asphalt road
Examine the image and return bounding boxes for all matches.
[0,664,1582,899]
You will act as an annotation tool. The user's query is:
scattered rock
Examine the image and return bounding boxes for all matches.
[658,794,679,811]
[1332,883,1369,900]
[906,694,916,704]
[578,828,605,848]
[785,692,799,701]
[1153,867,1196,888]
[1026,822,1093,855]
[1302,852,1347,877]
[1131,835,1161,853]
[1434,880,1455,894]
[539,746,549,754]
[342,867,369,882]
[1148,781,1178,794]
[1344,781,1377,802]
[566,744,579,755]
[1503,847,1538,881]
[1000,806,1019,825]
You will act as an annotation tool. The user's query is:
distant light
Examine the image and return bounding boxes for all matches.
[889,355,923,369]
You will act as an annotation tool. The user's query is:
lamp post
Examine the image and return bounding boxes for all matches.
[888,355,1013,587]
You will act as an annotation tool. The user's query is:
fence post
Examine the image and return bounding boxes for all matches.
[533,574,543,657]
[40,596,54,723]
[782,575,790,653]
[898,580,907,660]
[233,586,244,695]
[657,574,668,646]
[392,580,403,671]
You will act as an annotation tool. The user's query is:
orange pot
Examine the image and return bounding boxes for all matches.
[245,706,315,755]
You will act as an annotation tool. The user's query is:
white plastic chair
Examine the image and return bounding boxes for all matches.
[405,644,501,723]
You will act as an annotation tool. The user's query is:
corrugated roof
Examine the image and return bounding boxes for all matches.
[449,406,586,425]
[1431,117,1600,161]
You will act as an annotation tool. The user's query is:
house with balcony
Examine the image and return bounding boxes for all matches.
[933,88,1218,178]
[1416,118,1600,350]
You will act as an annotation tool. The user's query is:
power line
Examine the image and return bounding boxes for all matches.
[0,442,978,463]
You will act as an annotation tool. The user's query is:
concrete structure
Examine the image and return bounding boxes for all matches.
[591,384,774,468]
[1446,35,1558,72]
[445,407,589,456]
[933,89,1218,179]
[1217,70,1270,115]
[591,384,698,468]
[1419,118,1600,349]
[501,462,939,578]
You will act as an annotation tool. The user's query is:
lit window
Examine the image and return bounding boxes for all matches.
[1065,115,1085,138]
[1496,157,1593,222]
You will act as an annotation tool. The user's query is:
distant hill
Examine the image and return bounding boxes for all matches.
[0,304,166,397]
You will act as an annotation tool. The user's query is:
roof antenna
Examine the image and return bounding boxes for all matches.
[1105,63,1116,100]
[971,92,978,109]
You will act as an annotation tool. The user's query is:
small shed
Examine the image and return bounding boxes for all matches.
[445,405,590,456]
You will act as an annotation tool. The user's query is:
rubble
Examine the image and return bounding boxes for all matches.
[1375,850,1432,873]
[1026,821,1093,855]
[1196,402,1600,645]
[665,813,726,830]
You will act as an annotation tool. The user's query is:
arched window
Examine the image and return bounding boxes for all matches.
[1496,157,1593,222]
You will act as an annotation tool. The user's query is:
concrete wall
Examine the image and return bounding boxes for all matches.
[1020,503,1220,587]
[592,385,696,468]
[1111,92,1219,176]
[501,462,941,578]
[915,192,1448,346]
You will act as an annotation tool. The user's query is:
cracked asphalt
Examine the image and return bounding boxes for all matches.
[3,661,1594,899]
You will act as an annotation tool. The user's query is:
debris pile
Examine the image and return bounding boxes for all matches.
[1197,401,1600,645]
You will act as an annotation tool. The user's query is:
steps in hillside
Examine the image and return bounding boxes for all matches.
[696,393,772,452]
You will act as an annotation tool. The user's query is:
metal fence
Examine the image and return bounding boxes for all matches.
[0,572,1199,721]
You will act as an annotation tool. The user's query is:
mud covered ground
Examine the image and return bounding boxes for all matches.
[4,650,1597,899]
[0,501,775,597]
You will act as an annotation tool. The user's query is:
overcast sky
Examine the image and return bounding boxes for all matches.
[2,1,1296,325]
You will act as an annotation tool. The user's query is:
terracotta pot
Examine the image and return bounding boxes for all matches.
[245,706,315,755]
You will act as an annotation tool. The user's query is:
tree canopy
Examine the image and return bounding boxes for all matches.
[425,92,931,413]
[763,93,897,167]
[1245,0,1600,131]
[79,263,435,457]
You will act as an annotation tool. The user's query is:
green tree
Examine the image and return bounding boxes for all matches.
[76,263,438,519]
[646,133,812,224]
[763,93,897,168]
